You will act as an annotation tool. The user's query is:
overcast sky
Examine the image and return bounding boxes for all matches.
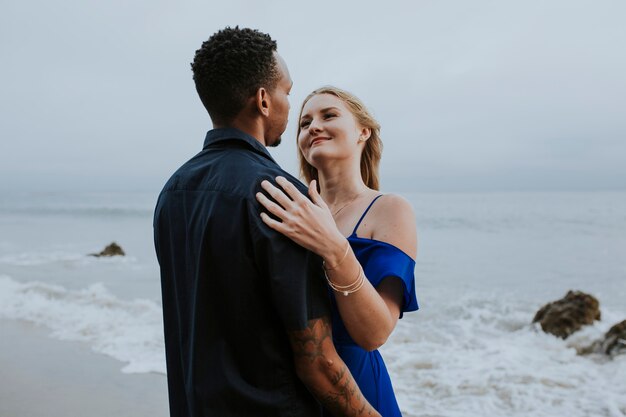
[1,0,624,193]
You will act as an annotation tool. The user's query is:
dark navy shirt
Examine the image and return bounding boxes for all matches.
[154,128,329,417]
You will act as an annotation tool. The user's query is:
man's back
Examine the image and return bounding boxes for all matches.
[154,128,329,417]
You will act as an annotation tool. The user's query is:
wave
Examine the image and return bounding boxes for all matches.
[409,191,626,234]
[382,293,626,417]
[0,251,138,266]
[1,273,624,416]
[0,275,164,374]
[0,191,156,218]
[0,206,153,218]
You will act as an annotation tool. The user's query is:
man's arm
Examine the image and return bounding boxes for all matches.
[287,316,381,417]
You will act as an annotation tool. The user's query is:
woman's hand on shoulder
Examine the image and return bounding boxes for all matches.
[370,194,417,260]
[256,177,346,260]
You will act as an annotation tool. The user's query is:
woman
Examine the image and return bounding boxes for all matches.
[256,86,418,416]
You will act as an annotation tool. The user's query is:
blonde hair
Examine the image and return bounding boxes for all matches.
[296,86,383,190]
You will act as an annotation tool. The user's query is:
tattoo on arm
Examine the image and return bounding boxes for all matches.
[290,316,332,363]
[289,317,379,417]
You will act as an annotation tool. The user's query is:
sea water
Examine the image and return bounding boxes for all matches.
[1,190,625,416]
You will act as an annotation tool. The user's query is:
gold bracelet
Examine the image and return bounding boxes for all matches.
[345,270,366,296]
[325,266,365,296]
[323,240,350,271]
[325,265,360,289]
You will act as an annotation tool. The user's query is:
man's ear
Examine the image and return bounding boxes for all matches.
[255,87,270,117]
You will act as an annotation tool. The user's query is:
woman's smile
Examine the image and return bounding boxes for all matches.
[310,136,331,147]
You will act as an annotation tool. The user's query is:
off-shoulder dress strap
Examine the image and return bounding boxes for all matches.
[351,194,384,236]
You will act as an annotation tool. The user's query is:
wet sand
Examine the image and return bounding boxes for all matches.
[0,319,169,417]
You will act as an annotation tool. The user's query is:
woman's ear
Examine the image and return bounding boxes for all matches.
[255,87,270,117]
[359,127,371,142]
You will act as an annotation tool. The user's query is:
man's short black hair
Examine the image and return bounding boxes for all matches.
[191,27,280,125]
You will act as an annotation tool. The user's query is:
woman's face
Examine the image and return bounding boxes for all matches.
[298,94,369,167]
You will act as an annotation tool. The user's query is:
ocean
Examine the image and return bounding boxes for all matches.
[1,190,625,417]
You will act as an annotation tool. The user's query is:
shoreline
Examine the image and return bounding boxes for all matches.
[0,319,168,417]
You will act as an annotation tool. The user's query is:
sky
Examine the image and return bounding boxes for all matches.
[1,0,625,193]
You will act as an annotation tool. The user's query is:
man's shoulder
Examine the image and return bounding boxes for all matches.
[156,148,306,204]
[264,166,306,189]
[219,148,307,194]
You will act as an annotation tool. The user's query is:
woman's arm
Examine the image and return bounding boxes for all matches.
[256,177,417,351]
[328,193,416,350]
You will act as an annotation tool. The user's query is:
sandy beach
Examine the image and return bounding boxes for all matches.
[0,319,169,417]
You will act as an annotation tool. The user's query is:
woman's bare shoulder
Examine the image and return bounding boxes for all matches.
[370,193,417,259]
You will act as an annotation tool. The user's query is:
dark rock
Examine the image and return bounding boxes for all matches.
[601,320,626,356]
[90,242,125,257]
[532,291,600,339]
[578,320,626,357]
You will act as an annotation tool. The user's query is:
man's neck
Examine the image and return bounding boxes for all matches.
[214,118,266,146]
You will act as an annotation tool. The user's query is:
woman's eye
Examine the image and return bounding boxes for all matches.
[323,113,336,119]
[300,120,311,128]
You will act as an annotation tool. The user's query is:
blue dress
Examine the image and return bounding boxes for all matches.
[324,195,419,417]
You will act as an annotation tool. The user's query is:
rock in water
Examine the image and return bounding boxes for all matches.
[532,290,601,339]
[578,319,626,356]
[90,242,125,257]
[602,320,626,356]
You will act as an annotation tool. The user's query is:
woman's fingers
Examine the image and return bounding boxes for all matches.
[308,180,319,203]
[308,180,329,210]
[275,176,308,204]
[261,180,293,209]
[259,212,288,233]
[256,191,287,219]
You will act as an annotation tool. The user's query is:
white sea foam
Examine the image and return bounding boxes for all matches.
[2,274,624,416]
[0,275,165,374]
[383,293,626,417]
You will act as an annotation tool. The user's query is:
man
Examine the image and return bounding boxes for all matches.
[154,27,380,417]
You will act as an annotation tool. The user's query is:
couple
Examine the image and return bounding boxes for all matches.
[154,27,418,417]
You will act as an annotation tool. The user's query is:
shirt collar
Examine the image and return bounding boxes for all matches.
[202,128,276,163]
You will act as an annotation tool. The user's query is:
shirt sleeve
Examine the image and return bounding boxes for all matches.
[248,198,330,331]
